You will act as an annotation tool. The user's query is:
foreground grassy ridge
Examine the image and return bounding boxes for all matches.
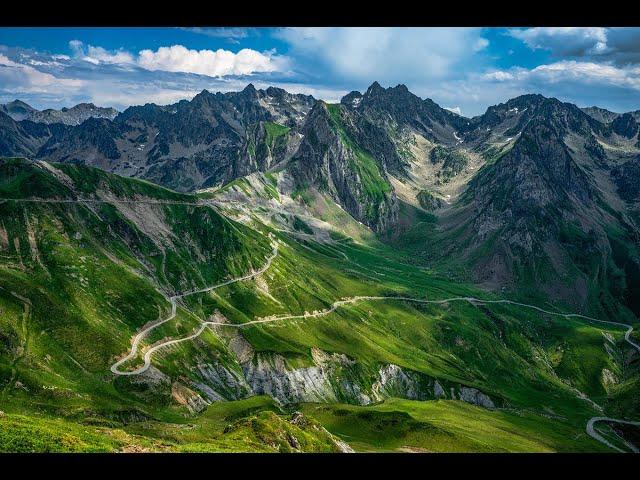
[0,396,347,453]
[0,396,609,453]
[300,399,609,452]
[0,158,638,452]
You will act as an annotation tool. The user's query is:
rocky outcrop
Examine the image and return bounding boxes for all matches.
[182,327,497,410]
[290,102,398,232]
[456,386,495,409]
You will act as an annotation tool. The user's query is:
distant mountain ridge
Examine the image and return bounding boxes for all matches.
[0,100,118,125]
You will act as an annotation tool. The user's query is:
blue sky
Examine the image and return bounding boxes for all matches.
[1,27,639,117]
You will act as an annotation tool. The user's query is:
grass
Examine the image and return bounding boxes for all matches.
[300,398,608,452]
[263,122,291,147]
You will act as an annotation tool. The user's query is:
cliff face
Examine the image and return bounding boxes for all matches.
[290,102,398,233]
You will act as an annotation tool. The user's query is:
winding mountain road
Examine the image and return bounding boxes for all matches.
[0,197,210,207]
[110,243,278,375]
[586,417,640,453]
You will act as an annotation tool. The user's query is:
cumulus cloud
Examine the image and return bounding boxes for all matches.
[69,40,135,65]
[509,28,608,56]
[137,45,282,77]
[483,61,640,91]
[67,40,283,78]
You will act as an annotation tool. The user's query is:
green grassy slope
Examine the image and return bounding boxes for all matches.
[0,157,637,452]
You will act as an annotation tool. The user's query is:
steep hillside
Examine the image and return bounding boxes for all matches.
[2,84,640,323]
[289,102,398,232]
[395,96,640,321]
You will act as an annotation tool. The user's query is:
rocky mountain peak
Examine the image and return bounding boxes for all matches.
[239,83,259,100]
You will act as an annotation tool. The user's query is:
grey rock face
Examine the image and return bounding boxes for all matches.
[183,327,497,409]
[290,102,399,232]
[457,387,495,409]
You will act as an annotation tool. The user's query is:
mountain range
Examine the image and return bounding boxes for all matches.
[2,82,639,316]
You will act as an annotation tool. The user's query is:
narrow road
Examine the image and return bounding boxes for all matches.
[110,242,278,375]
[586,417,640,453]
[111,289,640,453]
[111,292,639,378]
[1,197,211,207]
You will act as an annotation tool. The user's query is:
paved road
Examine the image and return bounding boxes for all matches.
[586,417,640,453]
[110,243,278,375]
[111,291,639,379]
[1,197,211,207]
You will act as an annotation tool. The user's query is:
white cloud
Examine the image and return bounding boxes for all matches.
[275,27,490,83]
[69,40,135,65]
[86,84,201,108]
[444,106,462,115]
[0,54,85,93]
[137,45,283,77]
[509,27,609,57]
[68,41,282,78]
[508,27,640,64]
[482,61,640,91]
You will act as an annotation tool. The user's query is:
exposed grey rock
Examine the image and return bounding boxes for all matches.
[186,327,497,409]
[434,380,445,398]
[371,363,432,401]
[458,386,496,409]
[290,101,398,232]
